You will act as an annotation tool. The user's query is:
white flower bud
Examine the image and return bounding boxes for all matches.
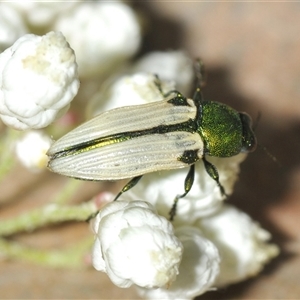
[132,51,194,96]
[54,2,141,78]
[92,200,183,289]
[137,226,220,300]
[14,130,52,172]
[0,4,28,52]
[195,204,279,287]
[0,31,79,130]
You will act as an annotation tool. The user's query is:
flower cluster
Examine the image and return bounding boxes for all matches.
[0,2,279,300]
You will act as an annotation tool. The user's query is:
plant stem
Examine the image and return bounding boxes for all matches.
[0,202,97,237]
[0,237,93,268]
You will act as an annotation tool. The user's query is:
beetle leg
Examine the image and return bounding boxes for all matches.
[114,175,143,201]
[153,74,181,98]
[202,156,227,197]
[169,164,195,221]
[86,175,143,222]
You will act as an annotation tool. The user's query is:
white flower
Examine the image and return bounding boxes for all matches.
[54,1,141,78]
[0,31,79,130]
[0,4,28,52]
[137,226,220,300]
[92,200,183,289]
[15,130,52,172]
[195,204,280,287]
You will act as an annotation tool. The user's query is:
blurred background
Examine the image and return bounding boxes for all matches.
[1,1,300,299]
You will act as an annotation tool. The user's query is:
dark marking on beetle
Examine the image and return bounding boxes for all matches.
[178,149,199,164]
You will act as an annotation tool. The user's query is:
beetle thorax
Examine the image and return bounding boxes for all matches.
[198,101,244,157]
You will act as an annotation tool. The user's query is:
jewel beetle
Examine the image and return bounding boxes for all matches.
[47,60,257,220]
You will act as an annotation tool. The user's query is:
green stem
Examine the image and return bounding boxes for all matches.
[0,128,20,180]
[52,178,83,205]
[0,202,97,237]
[0,237,93,268]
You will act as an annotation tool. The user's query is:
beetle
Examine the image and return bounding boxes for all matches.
[47,60,257,220]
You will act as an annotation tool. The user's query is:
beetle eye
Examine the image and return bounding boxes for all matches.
[240,113,257,153]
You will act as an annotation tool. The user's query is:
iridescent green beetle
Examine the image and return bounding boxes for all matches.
[47,61,256,219]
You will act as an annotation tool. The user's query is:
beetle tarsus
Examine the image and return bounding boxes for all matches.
[169,197,178,221]
[202,156,227,197]
[85,175,144,222]
[86,211,98,222]
[169,164,195,221]
[114,175,143,201]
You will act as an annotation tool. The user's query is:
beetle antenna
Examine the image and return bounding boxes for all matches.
[251,112,281,166]
[153,74,181,98]
[252,111,261,131]
[194,59,207,88]
[193,59,206,103]
[258,143,281,167]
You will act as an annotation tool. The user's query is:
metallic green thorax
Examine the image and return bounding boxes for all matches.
[196,100,256,157]
[198,101,244,157]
